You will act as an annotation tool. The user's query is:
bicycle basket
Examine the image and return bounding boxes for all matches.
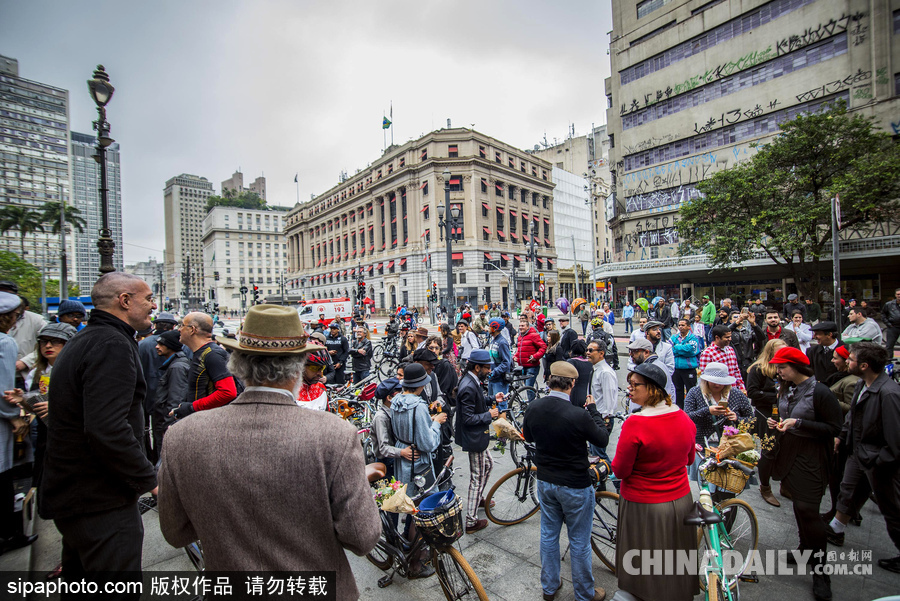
[702,461,754,494]
[414,490,464,547]
[359,383,378,401]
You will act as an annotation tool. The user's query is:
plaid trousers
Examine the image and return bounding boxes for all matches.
[466,450,494,526]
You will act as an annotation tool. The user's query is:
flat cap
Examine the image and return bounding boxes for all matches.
[549,361,579,378]
[627,338,653,352]
[810,321,838,332]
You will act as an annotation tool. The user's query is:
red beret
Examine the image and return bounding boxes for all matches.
[769,346,810,366]
[834,345,850,360]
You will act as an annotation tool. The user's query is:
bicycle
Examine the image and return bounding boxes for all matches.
[366,457,488,600]
[691,453,760,600]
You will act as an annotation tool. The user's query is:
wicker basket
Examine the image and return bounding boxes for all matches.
[414,492,464,547]
[702,449,756,494]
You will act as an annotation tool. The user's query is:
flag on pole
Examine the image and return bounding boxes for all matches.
[382,116,392,129]
[294,174,298,183]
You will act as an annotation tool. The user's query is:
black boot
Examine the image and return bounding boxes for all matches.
[812,574,832,601]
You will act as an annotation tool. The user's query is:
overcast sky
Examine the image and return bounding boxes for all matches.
[1,0,612,264]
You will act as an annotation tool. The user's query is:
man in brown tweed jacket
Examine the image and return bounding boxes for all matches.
[159,305,381,600]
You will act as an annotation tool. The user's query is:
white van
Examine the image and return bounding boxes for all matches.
[297,298,353,328]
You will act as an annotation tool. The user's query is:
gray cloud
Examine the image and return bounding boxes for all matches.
[1,0,611,263]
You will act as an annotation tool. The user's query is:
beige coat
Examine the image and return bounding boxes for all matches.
[158,389,381,600]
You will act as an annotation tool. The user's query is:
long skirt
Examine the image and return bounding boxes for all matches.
[616,493,698,601]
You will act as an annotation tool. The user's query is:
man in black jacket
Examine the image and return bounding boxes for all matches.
[40,273,158,588]
[455,350,500,534]
[324,322,350,385]
[883,288,900,352]
[523,361,609,601]
[807,321,840,383]
[151,330,190,463]
[826,342,900,573]
[557,316,578,360]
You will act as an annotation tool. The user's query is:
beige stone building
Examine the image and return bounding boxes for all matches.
[221,170,266,201]
[604,0,900,306]
[284,128,558,311]
[163,174,214,311]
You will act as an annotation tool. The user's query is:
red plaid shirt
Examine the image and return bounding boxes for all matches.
[699,343,746,392]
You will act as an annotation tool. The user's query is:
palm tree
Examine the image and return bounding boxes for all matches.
[0,205,44,256]
[40,201,87,235]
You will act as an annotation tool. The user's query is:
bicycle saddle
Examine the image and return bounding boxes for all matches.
[366,462,387,483]
[683,501,723,526]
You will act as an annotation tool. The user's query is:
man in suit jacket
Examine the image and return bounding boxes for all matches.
[40,273,158,592]
[808,321,840,383]
[455,350,500,534]
[158,305,380,600]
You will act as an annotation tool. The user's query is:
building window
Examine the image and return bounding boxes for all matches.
[495,182,503,197]
[520,161,526,173]
[636,0,674,19]
[508,156,515,168]
[422,182,429,195]
[481,178,488,193]
[449,176,462,192]
[421,148,427,160]
[448,144,458,158]
[399,157,405,167]
[495,151,502,164]
[479,145,486,158]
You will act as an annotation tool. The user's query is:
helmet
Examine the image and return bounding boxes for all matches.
[305,349,330,366]
[591,317,603,327]
[489,318,505,331]
[501,311,510,318]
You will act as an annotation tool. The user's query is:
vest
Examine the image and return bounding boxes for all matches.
[778,377,818,439]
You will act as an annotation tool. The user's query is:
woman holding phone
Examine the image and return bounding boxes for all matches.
[683,362,753,496]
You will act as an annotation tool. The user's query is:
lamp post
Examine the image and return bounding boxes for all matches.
[87,65,116,276]
[424,238,435,324]
[438,168,460,313]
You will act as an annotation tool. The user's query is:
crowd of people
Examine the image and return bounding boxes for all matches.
[0,275,897,601]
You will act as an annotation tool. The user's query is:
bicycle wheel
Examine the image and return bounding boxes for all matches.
[484,466,540,525]
[377,355,398,381]
[432,546,489,601]
[707,572,727,601]
[698,498,758,591]
[506,386,536,431]
[185,541,205,572]
[366,535,393,571]
[372,342,385,366]
[590,491,620,574]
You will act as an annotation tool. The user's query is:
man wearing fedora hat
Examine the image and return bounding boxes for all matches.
[456,349,502,534]
[159,305,381,598]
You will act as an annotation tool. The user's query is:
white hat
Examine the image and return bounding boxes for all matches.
[700,362,736,386]
[0,291,21,314]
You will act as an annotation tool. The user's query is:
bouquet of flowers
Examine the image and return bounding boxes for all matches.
[735,449,761,465]
[716,425,755,461]
[373,478,417,514]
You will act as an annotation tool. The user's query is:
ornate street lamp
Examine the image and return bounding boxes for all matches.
[438,168,461,311]
[87,65,116,275]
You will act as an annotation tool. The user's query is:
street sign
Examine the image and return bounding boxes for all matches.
[539,283,545,292]
[539,272,544,284]
[239,286,248,294]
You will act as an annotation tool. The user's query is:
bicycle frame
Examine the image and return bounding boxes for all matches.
[696,479,736,601]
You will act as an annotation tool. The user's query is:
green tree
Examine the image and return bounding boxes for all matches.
[0,205,45,255]
[676,101,900,300]
[39,201,87,235]
[0,250,78,309]
[205,191,266,212]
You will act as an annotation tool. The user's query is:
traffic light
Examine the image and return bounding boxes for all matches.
[357,280,366,301]
[432,282,438,303]
[252,285,260,305]
[214,271,220,281]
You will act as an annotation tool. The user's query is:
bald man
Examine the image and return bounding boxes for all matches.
[171,312,238,418]
[40,273,158,586]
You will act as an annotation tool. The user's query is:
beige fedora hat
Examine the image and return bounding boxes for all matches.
[218,304,318,355]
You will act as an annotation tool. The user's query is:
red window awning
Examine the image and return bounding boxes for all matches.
[369,224,374,230]
[420,205,429,212]
[510,232,519,240]
[544,238,551,245]
[422,255,429,263]
[404,237,408,244]
[351,250,357,256]
[497,207,504,214]
[367,265,373,272]
[516,255,525,262]
[497,230,506,238]
[449,178,460,185]
[510,209,517,217]
[543,217,550,225]
[548,258,556,265]
[386,261,395,268]
[448,145,458,152]
[495,183,503,191]
[391,217,397,223]
[452,252,463,260]
[421,150,427,158]
[484,252,493,260]
[392,239,398,245]
[482,202,490,211]
[483,226,492,235]
[501,254,510,261]
[533,215,540,222]
[523,234,530,242]
[420,181,427,190]
[400,258,407,265]
[481,178,488,186]
[375,263,383,269]
[537,257,545,264]
[368,245,374,251]
[382,243,386,249]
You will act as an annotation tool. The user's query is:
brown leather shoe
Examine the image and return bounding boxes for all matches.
[592,587,607,601]
[760,485,781,507]
[465,519,488,534]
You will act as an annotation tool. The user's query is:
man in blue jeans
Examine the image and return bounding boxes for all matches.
[622,300,634,334]
[523,361,609,601]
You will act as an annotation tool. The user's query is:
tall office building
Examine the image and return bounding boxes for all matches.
[0,54,70,281]
[201,205,288,312]
[70,132,123,292]
[221,170,266,201]
[604,0,900,305]
[163,174,214,311]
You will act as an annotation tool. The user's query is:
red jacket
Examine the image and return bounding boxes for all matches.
[514,326,547,367]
